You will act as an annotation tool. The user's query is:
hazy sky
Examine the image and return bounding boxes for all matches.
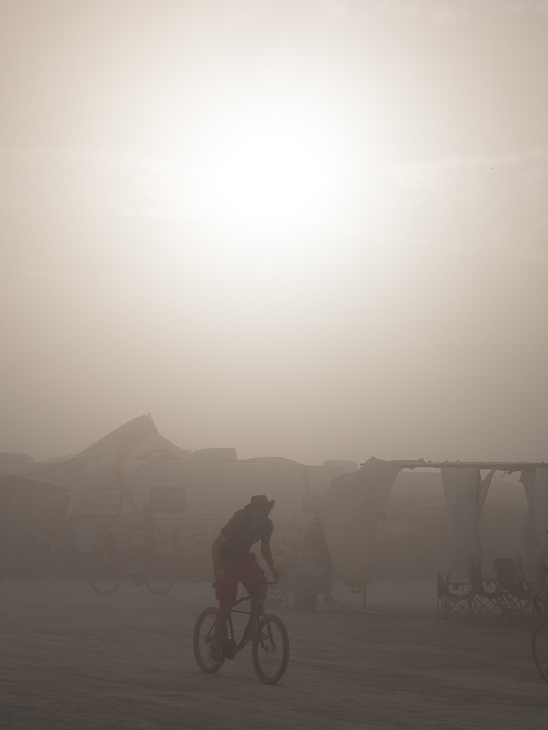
[2,0,548,464]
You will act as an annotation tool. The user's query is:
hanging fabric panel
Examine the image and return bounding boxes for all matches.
[515,470,538,583]
[318,457,401,589]
[440,466,495,567]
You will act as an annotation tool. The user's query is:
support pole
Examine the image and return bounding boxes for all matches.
[359,583,385,614]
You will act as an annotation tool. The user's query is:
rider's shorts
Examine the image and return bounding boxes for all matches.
[215,552,266,609]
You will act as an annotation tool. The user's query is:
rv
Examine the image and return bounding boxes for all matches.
[70,450,358,554]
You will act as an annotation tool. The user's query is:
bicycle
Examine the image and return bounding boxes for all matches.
[193,578,290,684]
[532,619,548,683]
[89,530,175,596]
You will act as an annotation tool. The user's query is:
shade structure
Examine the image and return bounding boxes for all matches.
[318,457,401,589]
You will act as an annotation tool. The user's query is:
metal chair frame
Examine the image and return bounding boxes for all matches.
[493,558,543,618]
[469,564,505,618]
[436,571,473,620]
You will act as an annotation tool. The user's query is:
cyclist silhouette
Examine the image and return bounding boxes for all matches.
[210,495,281,661]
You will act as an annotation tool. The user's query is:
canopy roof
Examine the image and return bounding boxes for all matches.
[386,460,546,471]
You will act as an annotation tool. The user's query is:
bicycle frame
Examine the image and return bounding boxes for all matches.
[226,592,265,652]
[194,576,289,683]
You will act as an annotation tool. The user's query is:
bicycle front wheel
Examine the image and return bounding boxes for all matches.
[89,558,123,595]
[144,556,175,594]
[532,621,548,683]
[193,607,225,673]
[251,614,289,684]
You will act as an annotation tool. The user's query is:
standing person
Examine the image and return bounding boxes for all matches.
[210,495,281,661]
[304,517,337,603]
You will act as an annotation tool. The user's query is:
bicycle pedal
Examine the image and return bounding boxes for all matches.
[222,637,237,660]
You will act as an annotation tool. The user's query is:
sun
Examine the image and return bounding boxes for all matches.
[200,109,342,228]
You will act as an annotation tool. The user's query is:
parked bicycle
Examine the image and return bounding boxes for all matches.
[193,578,289,684]
[89,529,175,595]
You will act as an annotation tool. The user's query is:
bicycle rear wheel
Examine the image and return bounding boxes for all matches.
[144,556,175,594]
[532,621,548,683]
[193,607,225,673]
[251,614,289,684]
[89,558,123,595]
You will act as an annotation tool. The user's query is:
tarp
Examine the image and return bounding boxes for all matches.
[440,466,495,567]
[318,457,401,589]
[0,415,192,513]
[77,415,192,510]
[0,455,87,493]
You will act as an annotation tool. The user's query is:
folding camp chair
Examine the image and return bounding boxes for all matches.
[436,571,472,620]
[469,563,504,618]
[493,558,543,617]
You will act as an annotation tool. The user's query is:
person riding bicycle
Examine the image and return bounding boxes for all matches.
[210,495,281,661]
[130,503,158,576]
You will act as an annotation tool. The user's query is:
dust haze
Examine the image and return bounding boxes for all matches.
[2,0,548,465]
[2,2,548,729]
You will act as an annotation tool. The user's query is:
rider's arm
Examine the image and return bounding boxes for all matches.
[212,533,228,571]
[260,541,280,579]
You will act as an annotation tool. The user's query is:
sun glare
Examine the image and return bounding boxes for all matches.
[200,111,342,227]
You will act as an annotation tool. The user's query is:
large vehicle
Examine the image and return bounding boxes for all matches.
[69,449,358,555]
[0,417,360,568]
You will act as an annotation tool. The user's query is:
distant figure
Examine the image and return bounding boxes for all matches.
[209,495,281,662]
[131,504,158,567]
[304,517,337,603]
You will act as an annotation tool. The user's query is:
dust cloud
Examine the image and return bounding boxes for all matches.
[2,1,548,727]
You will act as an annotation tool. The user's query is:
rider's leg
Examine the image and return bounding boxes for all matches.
[213,573,238,647]
[250,582,268,613]
[141,537,156,575]
[212,606,231,646]
[242,554,268,613]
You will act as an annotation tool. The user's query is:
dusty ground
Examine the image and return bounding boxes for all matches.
[1,576,547,730]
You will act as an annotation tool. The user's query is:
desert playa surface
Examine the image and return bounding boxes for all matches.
[1,577,546,730]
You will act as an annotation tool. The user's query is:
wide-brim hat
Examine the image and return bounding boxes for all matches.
[248,494,275,510]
